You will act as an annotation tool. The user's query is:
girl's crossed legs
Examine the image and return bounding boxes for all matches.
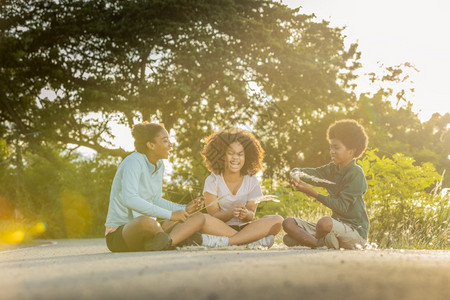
[201,214,283,245]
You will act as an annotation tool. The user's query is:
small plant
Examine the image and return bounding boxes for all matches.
[359,149,448,249]
[258,179,331,222]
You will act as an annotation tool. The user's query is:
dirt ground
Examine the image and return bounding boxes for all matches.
[0,238,449,300]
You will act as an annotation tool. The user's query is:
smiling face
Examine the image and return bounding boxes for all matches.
[224,141,245,174]
[147,129,172,160]
[329,138,355,170]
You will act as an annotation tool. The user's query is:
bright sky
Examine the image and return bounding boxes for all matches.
[283,0,450,122]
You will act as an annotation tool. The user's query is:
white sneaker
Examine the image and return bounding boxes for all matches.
[247,235,275,249]
[201,234,229,248]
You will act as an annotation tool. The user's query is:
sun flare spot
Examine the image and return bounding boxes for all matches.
[30,222,47,234]
[1,230,25,245]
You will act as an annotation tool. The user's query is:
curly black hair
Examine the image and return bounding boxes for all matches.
[131,122,165,153]
[327,119,369,159]
[202,128,264,176]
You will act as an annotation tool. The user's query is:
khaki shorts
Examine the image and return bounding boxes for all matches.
[293,217,366,249]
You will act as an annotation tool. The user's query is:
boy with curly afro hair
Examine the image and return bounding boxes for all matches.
[283,119,370,249]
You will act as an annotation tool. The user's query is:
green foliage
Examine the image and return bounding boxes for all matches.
[0,144,118,239]
[351,92,450,187]
[163,176,204,205]
[0,0,361,181]
[258,179,330,220]
[360,149,440,200]
[0,138,9,161]
[359,149,448,249]
[1,0,448,184]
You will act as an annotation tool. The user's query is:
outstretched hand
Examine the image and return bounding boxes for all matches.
[290,179,319,198]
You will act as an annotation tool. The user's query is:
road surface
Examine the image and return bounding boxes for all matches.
[1,238,449,300]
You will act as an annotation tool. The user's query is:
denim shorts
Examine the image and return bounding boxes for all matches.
[106,225,129,252]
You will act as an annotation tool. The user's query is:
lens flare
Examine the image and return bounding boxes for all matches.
[30,222,47,234]
[1,230,25,245]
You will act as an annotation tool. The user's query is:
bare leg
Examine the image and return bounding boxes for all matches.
[282,217,317,248]
[122,216,163,251]
[200,214,238,237]
[315,217,333,239]
[168,213,206,246]
[228,215,283,245]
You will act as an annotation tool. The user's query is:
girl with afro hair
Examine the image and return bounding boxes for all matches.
[199,128,283,248]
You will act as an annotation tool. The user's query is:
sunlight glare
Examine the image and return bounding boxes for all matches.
[111,124,134,151]
[1,230,25,245]
[30,222,47,234]
[282,0,450,122]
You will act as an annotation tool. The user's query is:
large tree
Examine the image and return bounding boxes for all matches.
[0,0,361,184]
[5,0,445,186]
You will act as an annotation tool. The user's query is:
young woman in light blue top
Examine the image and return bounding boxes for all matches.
[105,122,227,252]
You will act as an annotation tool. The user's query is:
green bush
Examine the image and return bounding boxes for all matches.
[360,149,448,249]
[258,179,330,221]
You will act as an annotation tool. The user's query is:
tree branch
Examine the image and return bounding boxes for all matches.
[58,136,130,158]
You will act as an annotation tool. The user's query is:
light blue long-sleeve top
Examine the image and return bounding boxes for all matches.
[105,152,186,228]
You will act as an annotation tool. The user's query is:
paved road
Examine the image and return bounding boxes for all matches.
[1,239,449,300]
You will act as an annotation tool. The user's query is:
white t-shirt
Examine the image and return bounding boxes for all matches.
[203,173,263,226]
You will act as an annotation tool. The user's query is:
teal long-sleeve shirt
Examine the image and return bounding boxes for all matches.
[292,160,369,239]
[105,152,186,228]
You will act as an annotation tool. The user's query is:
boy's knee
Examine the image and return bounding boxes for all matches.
[282,217,298,231]
[316,217,333,233]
